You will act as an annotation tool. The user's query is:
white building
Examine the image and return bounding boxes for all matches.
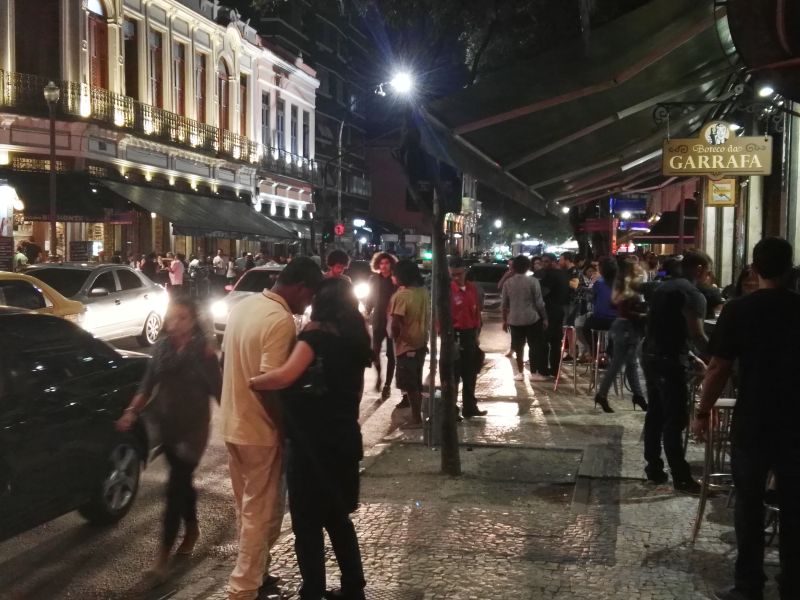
[0,0,318,261]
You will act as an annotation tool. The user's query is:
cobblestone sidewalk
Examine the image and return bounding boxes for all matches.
[182,352,779,600]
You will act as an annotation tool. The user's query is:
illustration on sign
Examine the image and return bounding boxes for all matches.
[662,121,773,178]
[706,178,737,207]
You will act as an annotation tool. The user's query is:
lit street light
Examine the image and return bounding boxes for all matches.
[758,85,775,98]
[621,210,632,220]
[390,72,414,95]
[494,219,502,228]
[44,81,60,261]
[561,206,570,214]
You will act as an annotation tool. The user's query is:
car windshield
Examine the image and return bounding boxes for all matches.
[469,266,507,284]
[235,270,281,293]
[29,268,90,298]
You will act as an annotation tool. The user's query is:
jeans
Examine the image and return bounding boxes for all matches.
[544,308,565,376]
[732,441,800,599]
[162,447,198,549]
[372,322,395,388]
[455,328,481,412]
[287,442,365,600]
[597,319,644,399]
[509,321,546,374]
[642,357,692,483]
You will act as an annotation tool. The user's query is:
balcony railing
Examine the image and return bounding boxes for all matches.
[0,69,318,183]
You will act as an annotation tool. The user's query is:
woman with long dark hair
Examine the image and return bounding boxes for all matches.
[249,278,373,600]
[116,297,221,585]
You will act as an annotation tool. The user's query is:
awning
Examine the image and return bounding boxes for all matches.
[633,211,696,243]
[423,0,739,213]
[102,180,295,241]
[270,218,312,240]
[4,171,133,222]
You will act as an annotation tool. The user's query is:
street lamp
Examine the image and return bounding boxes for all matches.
[44,81,60,261]
[390,72,414,95]
[494,218,502,228]
[561,206,570,214]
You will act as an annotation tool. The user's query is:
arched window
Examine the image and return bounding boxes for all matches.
[87,0,108,89]
[217,60,231,131]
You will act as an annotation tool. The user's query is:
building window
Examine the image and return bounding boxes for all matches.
[239,75,248,135]
[290,106,298,155]
[15,0,60,80]
[276,99,285,150]
[172,42,185,116]
[261,92,271,147]
[148,30,163,108]
[318,68,330,96]
[195,53,206,122]
[217,60,230,131]
[88,2,108,89]
[123,19,139,99]
[302,111,310,158]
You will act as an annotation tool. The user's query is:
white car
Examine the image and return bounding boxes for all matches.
[27,263,169,346]
[211,265,286,339]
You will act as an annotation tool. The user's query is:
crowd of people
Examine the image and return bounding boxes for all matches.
[49,235,799,600]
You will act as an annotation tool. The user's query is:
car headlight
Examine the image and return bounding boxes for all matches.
[211,300,229,319]
[353,282,370,300]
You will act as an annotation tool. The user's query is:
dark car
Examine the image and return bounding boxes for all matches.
[0,309,152,541]
[468,263,509,313]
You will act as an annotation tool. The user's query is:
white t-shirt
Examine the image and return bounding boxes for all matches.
[169,259,185,285]
[212,255,228,276]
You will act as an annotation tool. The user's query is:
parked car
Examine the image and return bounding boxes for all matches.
[468,263,509,313]
[26,263,169,346]
[0,309,152,540]
[210,265,286,339]
[0,271,85,322]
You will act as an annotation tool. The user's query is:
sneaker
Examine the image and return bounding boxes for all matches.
[645,470,669,485]
[395,395,410,409]
[674,478,702,496]
[529,373,549,382]
[462,408,488,418]
[513,372,525,381]
[712,587,763,600]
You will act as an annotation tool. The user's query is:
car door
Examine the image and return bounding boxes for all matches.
[83,269,121,339]
[0,332,83,538]
[115,268,151,334]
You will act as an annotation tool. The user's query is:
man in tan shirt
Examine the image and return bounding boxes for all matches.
[221,257,322,600]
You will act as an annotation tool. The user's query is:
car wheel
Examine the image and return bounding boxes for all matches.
[137,312,162,346]
[79,437,141,525]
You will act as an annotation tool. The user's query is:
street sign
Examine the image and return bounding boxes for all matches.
[334,222,346,236]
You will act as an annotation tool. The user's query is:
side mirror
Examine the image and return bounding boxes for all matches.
[224,284,234,292]
[89,287,110,297]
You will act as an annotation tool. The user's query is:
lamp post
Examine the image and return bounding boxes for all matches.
[43,81,60,261]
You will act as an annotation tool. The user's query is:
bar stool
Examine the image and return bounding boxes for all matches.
[588,329,621,395]
[691,397,736,543]
[554,325,578,394]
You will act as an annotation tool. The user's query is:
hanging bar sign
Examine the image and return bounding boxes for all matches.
[662,121,772,177]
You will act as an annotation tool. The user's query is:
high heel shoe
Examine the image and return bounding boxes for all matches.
[593,395,614,413]
[631,394,648,412]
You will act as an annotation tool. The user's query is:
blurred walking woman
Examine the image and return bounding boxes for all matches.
[250,278,373,600]
[116,297,221,585]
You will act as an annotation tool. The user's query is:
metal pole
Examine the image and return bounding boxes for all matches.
[336,118,345,225]
[48,101,57,261]
[678,194,686,254]
[427,234,438,446]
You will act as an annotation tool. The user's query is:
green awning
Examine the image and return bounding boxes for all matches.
[102,181,294,241]
[424,0,739,212]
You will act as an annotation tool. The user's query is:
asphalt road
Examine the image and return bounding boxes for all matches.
[0,315,509,600]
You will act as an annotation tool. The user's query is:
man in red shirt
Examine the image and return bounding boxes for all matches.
[449,257,487,418]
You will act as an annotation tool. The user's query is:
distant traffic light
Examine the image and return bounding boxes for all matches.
[322,220,335,243]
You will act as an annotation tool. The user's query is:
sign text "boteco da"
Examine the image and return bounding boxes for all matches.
[662,121,773,178]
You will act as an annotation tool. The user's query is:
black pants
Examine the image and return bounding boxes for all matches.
[732,441,800,599]
[163,447,198,549]
[642,357,692,483]
[287,442,365,600]
[454,328,481,413]
[543,309,564,376]
[510,321,546,374]
[372,321,395,388]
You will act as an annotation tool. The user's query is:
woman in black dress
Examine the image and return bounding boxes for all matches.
[249,278,373,600]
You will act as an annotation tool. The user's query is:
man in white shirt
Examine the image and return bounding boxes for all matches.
[212,250,229,292]
[168,253,185,295]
